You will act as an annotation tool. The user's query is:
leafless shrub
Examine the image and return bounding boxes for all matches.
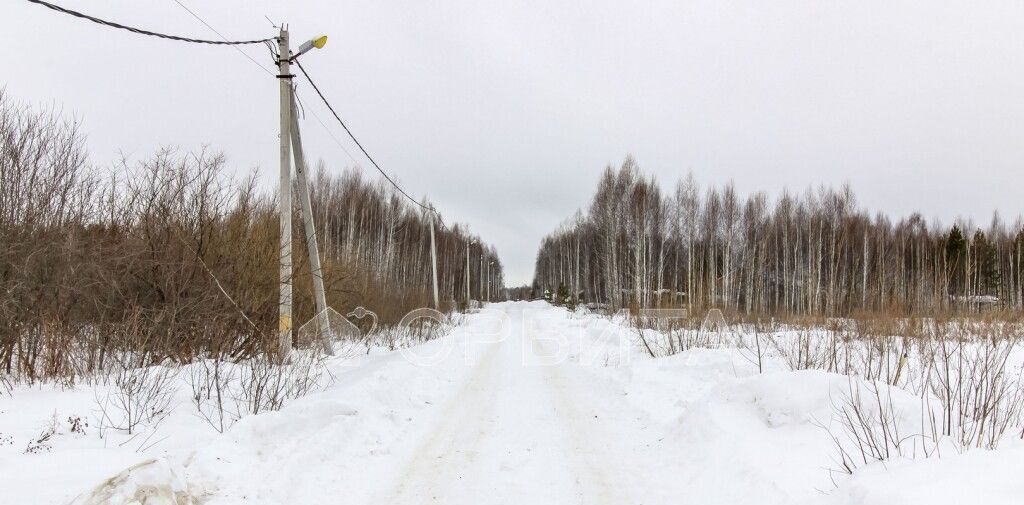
[187,358,239,433]
[631,312,726,357]
[633,325,658,358]
[235,350,329,416]
[824,317,1024,477]
[922,329,1024,451]
[370,315,455,352]
[826,380,926,475]
[734,319,778,373]
[769,327,837,371]
[94,358,179,436]
[185,348,334,432]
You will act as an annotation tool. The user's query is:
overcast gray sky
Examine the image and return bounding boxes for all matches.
[8,0,1024,285]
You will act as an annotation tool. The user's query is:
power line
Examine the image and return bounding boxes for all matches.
[169,0,275,76]
[166,1,447,231]
[30,0,450,230]
[162,1,359,172]
[163,0,405,216]
[296,83,449,229]
[292,59,435,215]
[165,1,351,176]
[164,0,359,175]
[26,0,274,46]
[303,100,362,168]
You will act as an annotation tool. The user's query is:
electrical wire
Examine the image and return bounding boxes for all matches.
[169,0,275,76]
[167,0,356,183]
[26,0,274,45]
[164,0,361,179]
[293,59,437,216]
[297,88,448,229]
[166,0,446,229]
[30,0,449,230]
[303,100,361,168]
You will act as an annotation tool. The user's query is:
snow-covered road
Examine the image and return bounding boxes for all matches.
[65,301,672,504]
[384,302,642,504]
[7,301,1024,505]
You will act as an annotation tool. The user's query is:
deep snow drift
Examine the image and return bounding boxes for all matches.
[2,301,1022,504]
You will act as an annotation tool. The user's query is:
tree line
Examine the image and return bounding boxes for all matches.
[533,156,1023,315]
[0,90,502,382]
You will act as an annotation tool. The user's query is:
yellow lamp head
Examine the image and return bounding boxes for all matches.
[296,35,329,59]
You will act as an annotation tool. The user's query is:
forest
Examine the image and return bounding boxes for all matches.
[533,156,1023,315]
[0,90,503,382]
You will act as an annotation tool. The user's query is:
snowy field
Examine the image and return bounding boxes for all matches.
[2,301,1023,504]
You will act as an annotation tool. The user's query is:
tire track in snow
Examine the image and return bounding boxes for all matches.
[527,316,633,505]
[542,365,626,505]
[385,336,503,504]
[382,304,637,505]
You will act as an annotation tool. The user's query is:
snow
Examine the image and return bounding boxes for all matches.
[2,301,1022,504]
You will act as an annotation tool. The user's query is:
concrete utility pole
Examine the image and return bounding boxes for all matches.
[574,237,580,305]
[466,240,475,303]
[275,28,328,359]
[429,208,440,310]
[277,25,293,359]
[488,260,494,302]
[289,89,333,356]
